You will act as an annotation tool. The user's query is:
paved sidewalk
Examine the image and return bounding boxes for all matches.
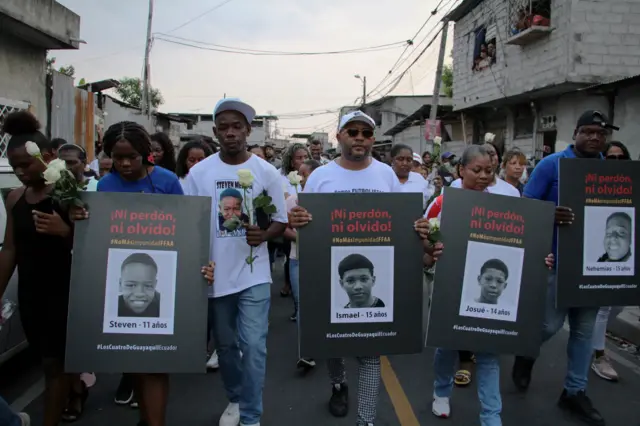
[609,306,640,348]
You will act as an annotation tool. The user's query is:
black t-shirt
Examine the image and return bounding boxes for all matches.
[344,297,386,309]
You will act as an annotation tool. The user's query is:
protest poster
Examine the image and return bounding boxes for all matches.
[557,159,639,307]
[65,192,212,373]
[426,188,555,357]
[298,193,424,358]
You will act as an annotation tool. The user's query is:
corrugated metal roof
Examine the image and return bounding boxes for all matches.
[445,0,483,22]
[579,74,640,91]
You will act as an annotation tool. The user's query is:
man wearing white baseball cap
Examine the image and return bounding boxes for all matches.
[288,110,433,426]
[184,97,288,426]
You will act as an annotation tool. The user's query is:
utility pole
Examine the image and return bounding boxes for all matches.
[141,0,154,118]
[362,76,367,106]
[426,19,449,155]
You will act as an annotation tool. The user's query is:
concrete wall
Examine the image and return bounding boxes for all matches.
[0,33,47,124]
[451,0,640,111]
[103,97,155,133]
[610,88,640,160]
[0,0,80,47]
[555,92,609,146]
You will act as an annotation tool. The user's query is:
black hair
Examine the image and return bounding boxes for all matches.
[480,258,509,279]
[302,159,322,172]
[121,252,158,274]
[281,143,311,175]
[103,121,153,166]
[150,132,177,172]
[176,141,213,178]
[338,253,374,278]
[247,144,265,156]
[372,151,382,161]
[51,138,67,150]
[422,151,432,159]
[606,212,632,228]
[219,187,243,201]
[3,110,52,152]
[605,141,631,159]
[458,145,491,182]
[58,143,87,161]
[390,144,412,158]
[309,139,322,146]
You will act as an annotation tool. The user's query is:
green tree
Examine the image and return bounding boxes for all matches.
[114,77,164,109]
[78,78,86,86]
[442,64,453,98]
[58,65,75,78]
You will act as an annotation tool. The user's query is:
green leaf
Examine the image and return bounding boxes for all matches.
[261,205,277,215]
[253,195,273,208]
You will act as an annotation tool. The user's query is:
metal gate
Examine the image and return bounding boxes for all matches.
[0,97,30,158]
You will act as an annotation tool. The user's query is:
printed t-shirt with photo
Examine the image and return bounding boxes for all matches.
[398,171,433,210]
[449,177,520,197]
[303,159,403,194]
[183,153,288,297]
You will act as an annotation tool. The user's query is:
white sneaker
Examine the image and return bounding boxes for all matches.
[219,402,240,426]
[18,413,30,426]
[432,394,451,418]
[207,351,220,370]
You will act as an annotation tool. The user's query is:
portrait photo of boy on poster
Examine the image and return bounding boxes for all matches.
[458,241,524,323]
[102,248,177,335]
[330,246,394,324]
[583,206,635,276]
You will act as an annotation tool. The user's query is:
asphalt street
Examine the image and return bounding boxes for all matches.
[3,262,640,426]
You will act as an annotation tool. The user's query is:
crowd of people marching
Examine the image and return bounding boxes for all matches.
[0,98,634,426]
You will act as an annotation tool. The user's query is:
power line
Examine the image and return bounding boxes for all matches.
[165,0,238,34]
[154,35,408,56]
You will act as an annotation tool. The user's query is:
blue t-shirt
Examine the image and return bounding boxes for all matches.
[523,145,602,256]
[97,166,183,195]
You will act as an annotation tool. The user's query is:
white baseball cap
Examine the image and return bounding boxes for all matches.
[338,110,376,132]
[213,98,256,124]
[412,153,423,164]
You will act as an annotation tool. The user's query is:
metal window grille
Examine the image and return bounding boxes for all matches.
[0,97,30,158]
[508,0,552,36]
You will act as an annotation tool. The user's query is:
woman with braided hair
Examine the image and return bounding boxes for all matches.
[70,121,193,426]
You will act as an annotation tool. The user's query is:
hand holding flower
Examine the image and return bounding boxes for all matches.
[245,224,266,247]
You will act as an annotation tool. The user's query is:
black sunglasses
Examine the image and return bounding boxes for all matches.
[345,128,374,138]
[606,155,629,160]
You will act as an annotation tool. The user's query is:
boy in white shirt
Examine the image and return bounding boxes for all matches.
[183,98,288,426]
[289,111,431,426]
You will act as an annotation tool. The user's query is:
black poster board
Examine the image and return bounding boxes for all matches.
[426,188,555,357]
[65,192,212,373]
[558,159,640,307]
[298,193,424,358]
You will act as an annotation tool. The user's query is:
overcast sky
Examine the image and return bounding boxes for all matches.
[55,0,454,139]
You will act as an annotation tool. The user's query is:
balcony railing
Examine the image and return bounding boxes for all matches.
[506,0,553,46]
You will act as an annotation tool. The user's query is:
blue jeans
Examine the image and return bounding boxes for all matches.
[289,259,299,317]
[434,348,502,426]
[0,396,20,426]
[211,283,271,425]
[542,272,598,394]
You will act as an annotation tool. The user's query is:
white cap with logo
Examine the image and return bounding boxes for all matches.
[213,98,256,125]
[412,153,423,164]
[338,110,376,132]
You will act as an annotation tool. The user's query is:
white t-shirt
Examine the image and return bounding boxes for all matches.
[449,177,520,197]
[303,159,403,194]
[285,194,298,260]
[89,158,99,175]
[398,171,433,210]
[280,173,297,197]
[183,153,288,297]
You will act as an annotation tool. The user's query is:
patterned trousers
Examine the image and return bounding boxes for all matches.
[327,356,381,425]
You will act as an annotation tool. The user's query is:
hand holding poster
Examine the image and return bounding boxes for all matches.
[426,188,555,357]
[558,159,639,307]
[65,192,212,373]
[298,193,424,358]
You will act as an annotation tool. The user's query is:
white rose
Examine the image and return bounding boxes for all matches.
[433,136,442,146]
[25,141,41,157]
[48,158,67,172]
[43,167,62,184]
[484,132,496,143]
[237,169,254,187]
[287,171,302,186]
[428,217,440,231]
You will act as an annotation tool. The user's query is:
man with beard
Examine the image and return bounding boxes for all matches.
[309,139,329,164]
[183,98,287,426]
[290,110,431,426]
[512,110,617,426]
[597,212,632,262]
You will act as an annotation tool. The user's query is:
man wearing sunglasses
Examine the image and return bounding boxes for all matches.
[289,110,432,426]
